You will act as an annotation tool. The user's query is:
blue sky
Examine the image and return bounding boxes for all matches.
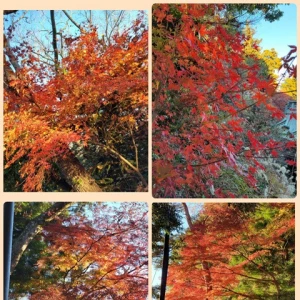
[4,10,145,71]
[253,4,297,59]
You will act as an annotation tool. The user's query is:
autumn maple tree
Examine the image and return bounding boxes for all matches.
[152,4,296,198]
[165,203,295,299]
[4,10,148,192]
[9,202,148,299]
[280,77,297,100]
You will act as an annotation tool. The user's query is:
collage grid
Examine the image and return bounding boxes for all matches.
[1,3,298,300]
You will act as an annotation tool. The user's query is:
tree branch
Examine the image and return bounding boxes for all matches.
[98,143,147,187]
[63,10,82,31]
[275,90,297,95]
[107,11,125,44]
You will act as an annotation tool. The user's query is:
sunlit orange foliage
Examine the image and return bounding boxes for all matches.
[167,203,294,299]
[33,203,148,299]
[4,17,148,191]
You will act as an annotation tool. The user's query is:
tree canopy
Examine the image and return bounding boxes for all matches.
[152,4,296,198]
[4,10,148,192]
[9,202,148,299]
[280,77,297,100]
[165,203,295,299]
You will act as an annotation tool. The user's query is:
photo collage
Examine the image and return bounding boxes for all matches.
[2,4,297,300]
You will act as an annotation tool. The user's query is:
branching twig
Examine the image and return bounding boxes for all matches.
[63,10,82,31]
[129,127,139,169]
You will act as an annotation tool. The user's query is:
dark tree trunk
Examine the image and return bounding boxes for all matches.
[10,202,72,274]
[50,10,59,72]
[4,203,14,300]
[160,229,170,300]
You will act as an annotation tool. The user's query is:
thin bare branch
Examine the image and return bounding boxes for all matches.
[63,10,82,31]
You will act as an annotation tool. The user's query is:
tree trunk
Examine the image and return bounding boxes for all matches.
[160,229,170,300]
[182,203,194,230]
[57,157,102,192]
[182,203,212,298]
[11,202,72,274]
[50,10,59,72]
[4,203,14,300]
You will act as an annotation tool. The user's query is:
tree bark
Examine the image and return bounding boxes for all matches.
[160,229,170,300]
[57,156,102,192]
[11,202,72,274]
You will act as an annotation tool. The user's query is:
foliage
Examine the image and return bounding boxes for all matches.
[243,25,262,57]
[261,48,282,79]
[166,203,295,299]
[280,77,297,100]
[13,202,56,233]
[4,11,148,192]
[152,4,290,198]
[243,24,281,80]
[280,45,297,79]
[226,4,284,23]
[152,203,183,250]
[10,202,148,300]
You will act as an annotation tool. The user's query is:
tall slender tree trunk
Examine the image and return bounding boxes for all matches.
[50,10,59,73]
[160,228,170,300]
[182,202,193,229]
[4,202,14,300]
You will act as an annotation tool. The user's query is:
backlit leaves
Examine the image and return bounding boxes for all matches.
[4,14,148,191]
[11,203,148,299]
[166,203,295,299]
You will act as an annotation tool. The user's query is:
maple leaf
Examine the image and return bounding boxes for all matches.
[286,141,296,149]
[286,159,296,166]
[271,150,279,158]
[153,8,167,23]
[152,4,296,198]
[4,13,148,192]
